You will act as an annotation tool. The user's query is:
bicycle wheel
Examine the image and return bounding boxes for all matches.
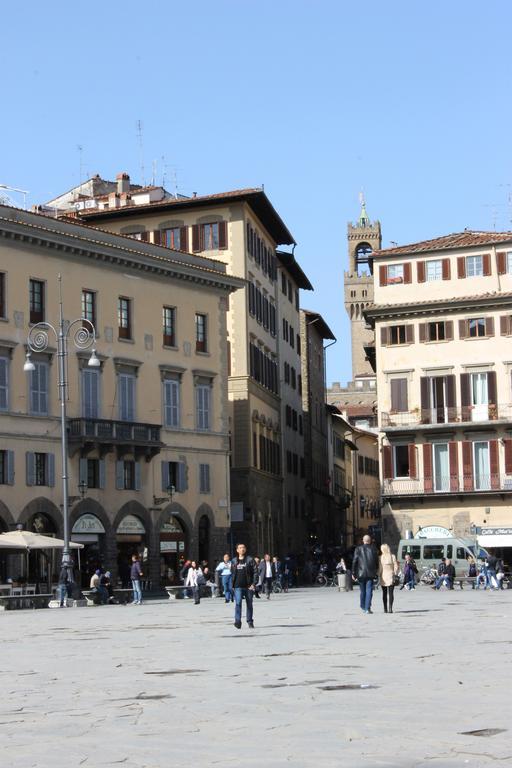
[316,574,327,587]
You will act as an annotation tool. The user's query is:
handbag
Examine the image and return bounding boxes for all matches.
[392,556,400,586]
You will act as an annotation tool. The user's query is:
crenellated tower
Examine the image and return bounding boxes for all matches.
[344,197,381,379]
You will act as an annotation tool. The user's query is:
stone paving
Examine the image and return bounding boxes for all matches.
[1,585,511,768]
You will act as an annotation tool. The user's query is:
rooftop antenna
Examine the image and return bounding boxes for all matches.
[161,155,166,188]
[172,168,178,199]
[77,144,84,193]
[0,183,30,209]
[151,159,157,187]
[136,120,145,186]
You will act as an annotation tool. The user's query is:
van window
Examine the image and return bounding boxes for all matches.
[456,548,466,559]
[401,545,421,559]
[423,545,445,560]
[446,545,452,558]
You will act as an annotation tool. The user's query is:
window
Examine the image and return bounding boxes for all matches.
[80,458,104,490]
[297,334,301,355]
[118,373,136,421]
[82,369,100,419]
[428,321,446,341]
[0,273,5,317]
[199,463,211,494]
[283,319,288,342]
[290,367,296,389]
[507,252,512,274]
[164,227,184,250]
[401,545,421,560]
[474,441,490,490]
[196,383,211,430]
[426,260,443,281]
[387,264,404,283]
[423,545,445,560]
[81,290,96,327]
[469,318,486,338]
[30,361,49,416]
[390,325,407,345]
[163,306,176,347]
[433,443,450,492]
[29,279,44,324]
[284,361,290,384]
[0,357,8,411]
[162,460,187,493]
[393,445,410,477]
[466,255,483,277]
[289,326,295,349]
[122,460,136,490]
[0,451,13,485]
[115,460,142,491]
[250,343,278,394]
[163,377,180,428]
[195,313,207,353]
[118,297,132,340]
[26,452,54,487]
[281,273,287,294]
[390,378,408,412]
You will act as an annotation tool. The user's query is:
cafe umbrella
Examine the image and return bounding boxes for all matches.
[0,530,84,589]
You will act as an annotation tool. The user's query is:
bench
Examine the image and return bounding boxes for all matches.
[453,576,477,589]
[0,593,53,610]
[82,588,133,606]
[165,584,217,600]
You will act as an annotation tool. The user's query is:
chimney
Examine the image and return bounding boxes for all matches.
[108,192,120,209]
[116,172,130,194]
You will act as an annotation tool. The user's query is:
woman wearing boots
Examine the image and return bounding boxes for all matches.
[379,543,399,613]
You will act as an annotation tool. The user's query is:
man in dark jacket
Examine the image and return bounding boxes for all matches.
[231,543,257,629]
[351,535,379,613]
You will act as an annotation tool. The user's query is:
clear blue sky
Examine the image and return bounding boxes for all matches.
[2,1,512,385]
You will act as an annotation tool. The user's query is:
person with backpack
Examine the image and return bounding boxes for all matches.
[231,543,257,629]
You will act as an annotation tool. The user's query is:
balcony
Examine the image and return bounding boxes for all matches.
[381,404,512,430]
[68,418,163,460]
[382,474,512,498]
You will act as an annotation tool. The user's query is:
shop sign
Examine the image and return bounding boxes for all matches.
[161,517,183,533]
[179,541,185,551]
[415,526,451,539]
[160,541,178,552]
[117,515,146,535]
[480,527,512,536]
[72,514,105,535]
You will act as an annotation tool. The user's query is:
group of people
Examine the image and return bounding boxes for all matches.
[351,535,400,614]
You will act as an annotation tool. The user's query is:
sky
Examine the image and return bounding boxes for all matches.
[2,0,512,385]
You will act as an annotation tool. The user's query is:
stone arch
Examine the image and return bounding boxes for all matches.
[69,499,113,536]
[18,498,62,536]
[112,500,152,535]
[0,500,15,531]
[155,502,193,537]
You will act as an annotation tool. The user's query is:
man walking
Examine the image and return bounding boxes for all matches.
[216,554,234,602]
[231,543,257,629]
[130,554,143,605]
[259,553,275,599]
[351,534,379,614]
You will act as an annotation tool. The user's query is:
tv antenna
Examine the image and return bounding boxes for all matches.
[136,120,145,186]
[0,183,30,209]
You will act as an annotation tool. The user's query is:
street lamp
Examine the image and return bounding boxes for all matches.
[153,484,175,507]
[24,274,98,577]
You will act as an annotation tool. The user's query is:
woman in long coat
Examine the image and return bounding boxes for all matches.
[378,543,399,614]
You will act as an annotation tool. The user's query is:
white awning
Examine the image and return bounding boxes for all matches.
[478,534,512,548]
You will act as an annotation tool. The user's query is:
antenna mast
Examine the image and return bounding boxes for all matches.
[136,120,145,186]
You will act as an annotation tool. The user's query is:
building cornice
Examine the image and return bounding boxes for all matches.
[0,208,245,295]
[364,292,512,323]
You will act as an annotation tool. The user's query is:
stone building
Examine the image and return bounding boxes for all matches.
[0,204,242,587]
[43,177,309,556]
[300,310,336,548]
[326,198,380,425]
[277,251,313,554]
[365,230,512,564]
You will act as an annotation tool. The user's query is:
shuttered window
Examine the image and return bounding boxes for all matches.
[196,384,211,430]
[118,373,136,422]
[0,356,8,411]
[0,273,5,318]
[0,451,14,485]
[199,463,211,494]
[30,361,49,416]
[26,452,54,487]
[390,378,408,412]
[163,378,180,428]
[82,369,100,419]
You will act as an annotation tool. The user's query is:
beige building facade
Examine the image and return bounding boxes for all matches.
[366,231,512,561]
[0,204,242,587]
[46,179,304,556]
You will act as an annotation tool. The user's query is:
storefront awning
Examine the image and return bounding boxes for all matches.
[478,534,512,548]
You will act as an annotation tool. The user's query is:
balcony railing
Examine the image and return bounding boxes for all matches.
[68,418,162,458]
[381,404,512,428]
[382,474,512,496]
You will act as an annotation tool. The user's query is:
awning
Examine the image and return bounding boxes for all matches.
[478,534,512,548]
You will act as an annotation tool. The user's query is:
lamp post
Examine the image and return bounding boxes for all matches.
[24,275,99,575]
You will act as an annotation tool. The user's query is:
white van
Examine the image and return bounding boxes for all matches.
[397,537,489,577]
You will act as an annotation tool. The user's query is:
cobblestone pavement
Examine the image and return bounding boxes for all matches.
[1,586,511,768]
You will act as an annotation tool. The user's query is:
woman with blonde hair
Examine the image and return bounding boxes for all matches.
[379,543,399,613]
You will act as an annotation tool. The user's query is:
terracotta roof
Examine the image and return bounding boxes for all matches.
[74,187,295,246]
[366,289,512,313]
[374,231,512,258]
[276,250,313,290]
